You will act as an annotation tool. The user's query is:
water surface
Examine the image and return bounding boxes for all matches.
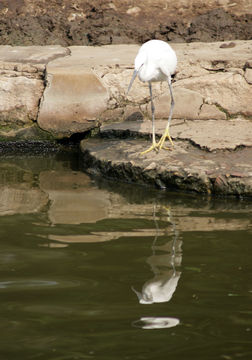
[0,153,251,360]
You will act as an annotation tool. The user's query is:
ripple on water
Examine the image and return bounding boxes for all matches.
[0,280,58,289]
[0,279,89,291]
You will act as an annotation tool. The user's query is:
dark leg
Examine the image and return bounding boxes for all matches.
[157,76,175,149]
[140,81,159,155]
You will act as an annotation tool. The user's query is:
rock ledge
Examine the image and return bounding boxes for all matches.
[80,120,252,197]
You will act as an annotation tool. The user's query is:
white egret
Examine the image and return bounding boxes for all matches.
[127,40,177,155]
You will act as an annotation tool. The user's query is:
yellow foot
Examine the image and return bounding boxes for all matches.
[140,143,159,155]
[157,129,174,150]
[140,129,174,155]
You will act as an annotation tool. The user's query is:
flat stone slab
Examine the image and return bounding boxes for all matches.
[80,122,252,197]
[101,119,252,151]
[0,45,69,64]
[38,68,108,136]
[37,47,112,137]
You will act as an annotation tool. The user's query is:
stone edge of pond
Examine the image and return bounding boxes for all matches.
[79,129,252,198]
[0,140,62,155]
[0,124,97,155]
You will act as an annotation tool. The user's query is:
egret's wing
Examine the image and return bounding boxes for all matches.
[159,54,177,77]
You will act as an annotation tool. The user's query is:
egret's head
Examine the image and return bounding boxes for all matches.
[131,286,154,304]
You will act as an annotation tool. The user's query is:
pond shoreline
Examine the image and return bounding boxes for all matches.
[0,134,251,198]
[0,41,251,197]
[80,127,252,198]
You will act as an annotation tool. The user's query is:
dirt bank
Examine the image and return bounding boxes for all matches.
[0,0,251,46]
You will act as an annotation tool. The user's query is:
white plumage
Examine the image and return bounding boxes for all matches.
[135,40,177,82]
[127,40,177,154]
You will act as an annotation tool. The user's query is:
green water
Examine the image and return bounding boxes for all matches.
[0,153,251,360]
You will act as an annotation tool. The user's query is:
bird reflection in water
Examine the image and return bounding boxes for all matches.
[132,317,180,330]
[132,206,182,304]
[132,206,181,329]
